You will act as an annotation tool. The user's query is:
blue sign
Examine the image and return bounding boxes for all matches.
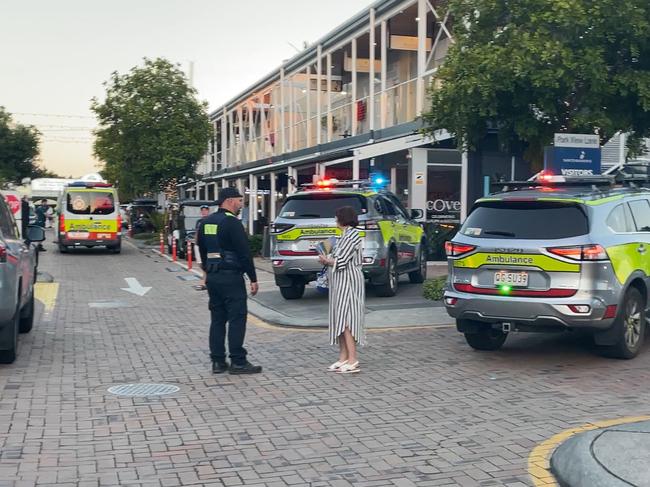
[545,147,602,176]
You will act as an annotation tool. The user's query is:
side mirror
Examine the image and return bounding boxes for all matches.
[26,224,45,243]
[410,209,424,220]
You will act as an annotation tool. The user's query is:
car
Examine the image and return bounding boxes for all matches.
[166,200,218,258]
[0,194,45,364]
[129,198,158,235]
[270,179,426,300]
[57,181,122,253]
[444,173,650,359]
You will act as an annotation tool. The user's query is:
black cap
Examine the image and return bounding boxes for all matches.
[216,187,243,205]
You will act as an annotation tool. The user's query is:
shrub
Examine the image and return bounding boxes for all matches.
[423,276,447,301]
[133,232,156,240]
[249,234,264,256]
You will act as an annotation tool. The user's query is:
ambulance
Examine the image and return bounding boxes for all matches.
[57,182,121,253]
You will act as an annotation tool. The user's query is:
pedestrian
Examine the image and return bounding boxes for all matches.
[194,204,210,291]
[318,206,365,374]
[20,195,30,239]
[34,199,49,251]
[196,187,262,375]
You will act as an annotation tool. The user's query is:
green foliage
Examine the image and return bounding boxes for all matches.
[248,234,264,257]
[132,232,156,240]
[0,107,41,184]
[423,276,448,301]
[422,0,650,162]
[148,211,166,235]
[91,58,212,197]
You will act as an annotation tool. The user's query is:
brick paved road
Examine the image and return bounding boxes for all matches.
[1,238,650,486]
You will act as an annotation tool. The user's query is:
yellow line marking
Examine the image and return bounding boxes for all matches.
[34,282,59,312]
[528,415,650,486]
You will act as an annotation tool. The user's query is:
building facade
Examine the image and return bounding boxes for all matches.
[179,0,527,257]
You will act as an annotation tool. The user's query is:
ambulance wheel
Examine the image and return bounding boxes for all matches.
[58,244,68,253]
[280,282,305,300]
[375,253,398,297]
[599,288,645,359]
[0,302,19,364]
[409,246,427,284]
[464,325,508,351]
[110,243,121,254]
[19,294,34,334]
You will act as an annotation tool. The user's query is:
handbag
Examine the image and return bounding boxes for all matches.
[315,266,329,294]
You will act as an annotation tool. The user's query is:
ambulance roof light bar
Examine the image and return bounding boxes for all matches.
[67,181,113,188]
[299,178,387,191]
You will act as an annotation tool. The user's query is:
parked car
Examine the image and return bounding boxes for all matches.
[0,195,45,364]
[270,179,426,299]
[167,200,218,258]
[444,174,650,359]
[129,198,158,234]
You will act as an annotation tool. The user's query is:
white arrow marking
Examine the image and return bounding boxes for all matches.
[121,277,152,296]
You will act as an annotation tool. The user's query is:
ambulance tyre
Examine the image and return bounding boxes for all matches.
[58,243,68,253]
[598,287,645,359]
[375,253,398,297]
[409,246,427,284]
[110,243,121,254]
[463,323,508,351]
[280,282,305,300]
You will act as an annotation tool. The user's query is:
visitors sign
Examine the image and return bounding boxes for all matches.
[545,133,602,176]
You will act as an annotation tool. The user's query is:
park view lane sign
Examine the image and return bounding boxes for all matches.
[546,133,602,176]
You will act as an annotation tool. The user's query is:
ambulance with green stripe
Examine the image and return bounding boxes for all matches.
[270,179,426,300]
[444,174,650,358]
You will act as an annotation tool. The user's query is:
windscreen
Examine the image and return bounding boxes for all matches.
[461,201,588,239]
[279,194,366,219]
[66,191,115,215]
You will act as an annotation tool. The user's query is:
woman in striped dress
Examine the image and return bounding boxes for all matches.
[318,206,365,374]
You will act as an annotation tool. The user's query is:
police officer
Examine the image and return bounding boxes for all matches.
[196,187,262,375]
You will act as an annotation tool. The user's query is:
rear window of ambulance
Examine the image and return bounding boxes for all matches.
[66,191,115,215]
[279,194,366,219]
[461,201,588,239]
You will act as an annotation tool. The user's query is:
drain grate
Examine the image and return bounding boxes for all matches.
[107,383,179,397]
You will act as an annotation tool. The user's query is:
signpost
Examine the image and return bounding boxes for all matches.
[546,133,602,176]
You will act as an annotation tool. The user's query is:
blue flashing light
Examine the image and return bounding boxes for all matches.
[370,174,387,187]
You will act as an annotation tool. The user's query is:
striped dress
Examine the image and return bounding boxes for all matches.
[328,227,366,345]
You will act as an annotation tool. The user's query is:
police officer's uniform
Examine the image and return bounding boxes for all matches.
[196,188,261,374]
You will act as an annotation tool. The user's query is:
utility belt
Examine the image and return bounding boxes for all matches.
[206,251,243,274]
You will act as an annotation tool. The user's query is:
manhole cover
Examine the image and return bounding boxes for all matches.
[107,383,179,397]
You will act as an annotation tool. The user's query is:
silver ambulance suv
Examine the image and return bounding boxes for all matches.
[444,174,650,359]
[270,179,426,299]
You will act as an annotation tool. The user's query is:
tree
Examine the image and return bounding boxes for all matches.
[91,58,212,198]
[0,107,41,184]
[422,0,650,163]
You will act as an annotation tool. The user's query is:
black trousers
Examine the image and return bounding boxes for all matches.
[206,270,248,365]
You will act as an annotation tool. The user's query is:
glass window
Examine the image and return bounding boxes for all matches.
[66,191,115,215]
[607,204,634,233]
[386,194,410,220]
[0,200,17,238]
[279,194,366,219]
[378,196,397,216]
[461,202,589,239]
[629,200,650,232]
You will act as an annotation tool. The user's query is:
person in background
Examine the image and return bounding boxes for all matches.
[34,199,48,251]
[318,206,366,374]
[194,204,210,290]
[196,188,262,375]
[241,199,250,233]
[20,196,30,239]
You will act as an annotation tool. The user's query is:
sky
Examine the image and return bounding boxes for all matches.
[0,0,373,178]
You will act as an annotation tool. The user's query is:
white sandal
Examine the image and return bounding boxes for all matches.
[328,360,348,371]
[336,361,360,374]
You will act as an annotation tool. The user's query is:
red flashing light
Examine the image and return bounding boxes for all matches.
[539,171,554,182]
[316,179,332,188]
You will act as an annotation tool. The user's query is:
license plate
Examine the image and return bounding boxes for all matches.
[68,232,89,239]
[494,271,528,287]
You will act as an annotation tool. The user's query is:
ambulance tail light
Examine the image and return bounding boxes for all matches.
[445,241,476,257]
[0,243,6,263]
[117,214,122,231]
[547,244,608,261]
[59,214,66,234]
[359,220,380,230]
[270,223,294,234]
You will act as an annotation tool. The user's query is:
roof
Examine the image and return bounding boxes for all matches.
[209,0,404,118]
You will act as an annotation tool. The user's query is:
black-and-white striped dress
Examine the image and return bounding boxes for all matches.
[328,227,366,345]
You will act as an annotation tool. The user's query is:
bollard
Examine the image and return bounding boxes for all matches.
[172,238,177,262]
[159,232,165,254]
[128,223,133,238]
[187,242,193,270]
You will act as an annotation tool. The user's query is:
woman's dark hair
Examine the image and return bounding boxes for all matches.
[335,205,358,227]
